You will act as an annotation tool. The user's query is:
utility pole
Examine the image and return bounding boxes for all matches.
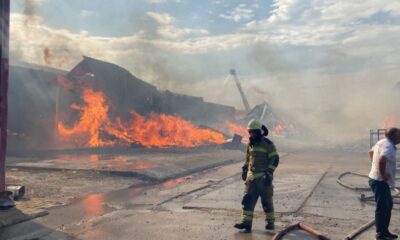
[0,0,10,193]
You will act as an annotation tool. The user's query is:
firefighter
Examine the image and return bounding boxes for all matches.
[234,119,279,232]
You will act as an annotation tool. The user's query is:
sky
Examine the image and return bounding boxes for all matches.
[8,0,400,140]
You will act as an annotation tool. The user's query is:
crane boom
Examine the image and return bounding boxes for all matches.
[230,69,251,113]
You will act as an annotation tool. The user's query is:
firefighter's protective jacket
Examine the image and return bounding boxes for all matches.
[244,138,279,179]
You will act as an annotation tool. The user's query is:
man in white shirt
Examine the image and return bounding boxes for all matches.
[369,128,400,240]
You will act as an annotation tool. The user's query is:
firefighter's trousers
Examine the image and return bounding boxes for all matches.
[240,176,274,225]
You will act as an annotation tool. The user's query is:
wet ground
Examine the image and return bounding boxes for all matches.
[1,147,399,239]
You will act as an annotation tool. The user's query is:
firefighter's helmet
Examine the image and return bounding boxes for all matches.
[247,119,262,131]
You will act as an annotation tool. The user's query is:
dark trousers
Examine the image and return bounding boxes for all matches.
[369,178,393,235]
[241,177,274,224]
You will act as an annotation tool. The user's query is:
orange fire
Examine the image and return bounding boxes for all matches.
[58,87,227,148]
[383,116,397,129]
[223,121,286,137]
[272,124,285,135]
[112,113,227,148]
[90,154,99,161]
[224,120,248,137]
[57,75,75,90]
[58,88,114,147]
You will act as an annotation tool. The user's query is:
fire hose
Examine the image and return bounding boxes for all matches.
[344,219,375,240]
[272,222,330,240]
[337,171,400,202]
[337,171,400,239]
[272,172,390,239]
[336,172,371,191]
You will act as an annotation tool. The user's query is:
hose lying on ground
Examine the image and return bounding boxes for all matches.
[337,171,400,203]
[336,172,371,191]
[343,219,375,240]
[337,171,397,239]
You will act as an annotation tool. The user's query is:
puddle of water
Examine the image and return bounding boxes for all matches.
[156,177,190,189]
[125,160,154,171]
[81,193,106,217]
[96,159,155,171]
[69,174,192,221]
[52,154,155,171]
[281,230,319,240]
[129,187,145,197]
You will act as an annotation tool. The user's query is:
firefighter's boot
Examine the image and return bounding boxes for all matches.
[265,222,275,230]
[234,222,252,232]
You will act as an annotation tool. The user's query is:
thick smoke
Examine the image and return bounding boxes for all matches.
[22,0,36,24]
[157,42,400,145]
[9,0,83,69]
[8,1,400,147]
[243,43,400,144]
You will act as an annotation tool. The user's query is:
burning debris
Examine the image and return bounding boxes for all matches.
[226,70,295,137]
[224,120,249,137]
[8,56,293,151]
[57,86,227,148]
[65,56,235,124]
[242,102,292,137]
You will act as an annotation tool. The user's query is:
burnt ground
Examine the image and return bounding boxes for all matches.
[0,146,398,240]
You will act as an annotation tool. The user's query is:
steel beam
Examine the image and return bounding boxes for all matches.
[0,0,10,191]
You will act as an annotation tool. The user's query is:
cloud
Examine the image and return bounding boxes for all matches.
[219,5,254,22]
[146,0,167,3]
[146,11,175,25]
[31,0,47,5]
[10,0,400,73]
[241,0,400,50]
[9,12,215,70]
[267,0,298,23]
[157,25,209,39]
[146,11,209,39]
[80,10,94,19]
[314,1,400,22]
[10,3,400,72]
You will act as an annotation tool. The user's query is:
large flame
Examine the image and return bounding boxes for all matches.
[58,87,226,148]
[223,120,286,137]
[58,88,114,147]
[224,120,248,137]
[112,113,227,148]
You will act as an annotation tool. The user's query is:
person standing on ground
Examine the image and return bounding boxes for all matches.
[234,119,279,232]
[369,127,400,240]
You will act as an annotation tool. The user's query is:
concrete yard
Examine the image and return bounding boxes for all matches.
[0,146,398,240]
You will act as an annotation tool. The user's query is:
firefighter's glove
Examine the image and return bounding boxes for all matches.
[264,172,273,187]
[241,166,248,181]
